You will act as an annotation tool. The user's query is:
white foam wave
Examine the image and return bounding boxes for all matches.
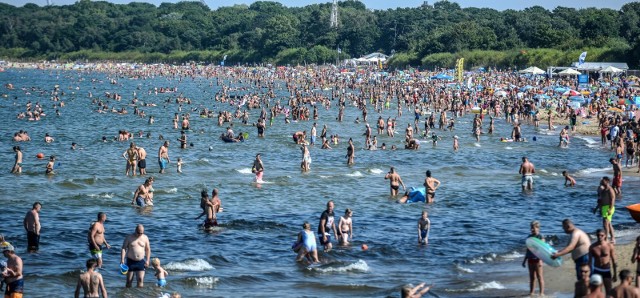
[474,143,481,147]
[538,169,548,173]
[577,167,610,175]
[455,264,473,273]
[192,276,218,285]
[505,146,513,150]
[500,251,524,260]
[575,136,598,145]
[87,193,114,199]
[345,171,363,177]
[468,253,496,264]
[551,172,559,176]
[237,168,252,174]
[467,281,505,291]
[319,175,331,179]
[312,259,369,273]
[165,259,214,271]
[165,187,178,194]
[199,158,210,162]
[369,168,383,174]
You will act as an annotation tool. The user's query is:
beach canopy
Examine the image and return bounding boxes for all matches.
[520,66,545,75]
[430,73,454,80]
[563,90,580,97]
[600,66,623,73]
[557,68,581,76]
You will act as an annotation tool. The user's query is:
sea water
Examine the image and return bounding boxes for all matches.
[0,68,638,297]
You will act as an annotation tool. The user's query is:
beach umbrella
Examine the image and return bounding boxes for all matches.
[520,66,545,75]
[600,66,623,73]
[569,96,585,102]
[494,90,508,97]
[557,68,581,76]
[563,90,580,97]
[554,87,567,93]
[534,94,550,100]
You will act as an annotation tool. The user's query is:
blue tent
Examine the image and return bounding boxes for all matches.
[430,73,454,80]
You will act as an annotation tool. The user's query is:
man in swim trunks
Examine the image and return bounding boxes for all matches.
[74,259,107,298]
[552,219,591,280]
[88,212,111,268]
[589,229,617,294]
[121,224,151,288]
[123,142,138,176]
[23,202,41,252]
[596,176,616,243]
[132,178,153,207]
[609,158,622,195]
[136,146,147,176]
[418,211,430,246]
[2,245,23,298]
[423,170,440,203]
[318,200,337,252]
[384,167,406,196]
[158,141,170,174]
[519,156,535,191]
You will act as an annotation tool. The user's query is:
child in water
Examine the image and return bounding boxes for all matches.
[176,158,183,173]
[562,171,576,187]
[151,258,169,287]
[418,211,430,246]
[522,220,544,296]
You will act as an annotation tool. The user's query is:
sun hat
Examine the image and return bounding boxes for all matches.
[590,274,603,286]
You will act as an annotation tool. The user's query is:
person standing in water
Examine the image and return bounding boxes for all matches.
[74,259,107,298]
[11,146,22,174]
[522,220,544,296]
[158,141,170,174]
[519,156,535,191]
[423,170,440,203]
[252,153,264,183]
[418,211,430,246]
[384,167,406,196]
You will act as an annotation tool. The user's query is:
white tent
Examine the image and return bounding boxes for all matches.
[557,68,581,76]
[600,66,623,73]
[520,66,545,75]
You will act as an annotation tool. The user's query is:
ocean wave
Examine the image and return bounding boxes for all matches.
[474,143,481,147]
[505,146,513,150]
[500,251,524,260]
[87,193,114,199]
[345,171,363,177]
[468,253,496,264]
[309,259,369,273]
[467,281,505,292]
[237,168,252,174]
[368,168,383,174]
[319,175,332,179]
[163,187,178,194]
[454,263,473,273]
[185,276,219,288]
[538,169,548,173]
[575,136,598,145]
[165,259,214,271]
[577,167,610,175]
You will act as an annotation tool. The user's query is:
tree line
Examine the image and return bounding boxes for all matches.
[0,0,639,68]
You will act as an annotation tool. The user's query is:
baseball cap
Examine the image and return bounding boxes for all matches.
[590,274,603,286]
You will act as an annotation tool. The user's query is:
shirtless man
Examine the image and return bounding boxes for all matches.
[2,245,23,298]
[423,170,440,204]
[122,142,138,176]
[137,146,147,175]
[589,229,617,294]
[552,219,591,280]
[121,224,151,288]
[610,158,622,195]
[132,178,153,207]
[88,212,111,268]
[418,211,431,246]
[74,259,107,298]
[11,146,22,174]
[611,269,640,298]
[519,156,535,191]
[158,141,170,174]
[23,202,41,252]
[384,167,406,196]
[596,176,616,243]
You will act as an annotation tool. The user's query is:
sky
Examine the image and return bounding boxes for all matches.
[1,0,635,11]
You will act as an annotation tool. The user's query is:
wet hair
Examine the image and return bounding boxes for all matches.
[33,202,41,209]
[426,170,431,177]
[562,171,567,175]
[86,258,98,269]
[201,189,208,197]
[302,222,311,229]
[530,220,540,229]
[562,218,572,226]
[620,269,632,281]
[97,212,105,220]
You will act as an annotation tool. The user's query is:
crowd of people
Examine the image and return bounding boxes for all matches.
[3,61,640,297]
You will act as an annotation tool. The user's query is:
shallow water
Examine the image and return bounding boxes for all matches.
[0,68,638,297]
